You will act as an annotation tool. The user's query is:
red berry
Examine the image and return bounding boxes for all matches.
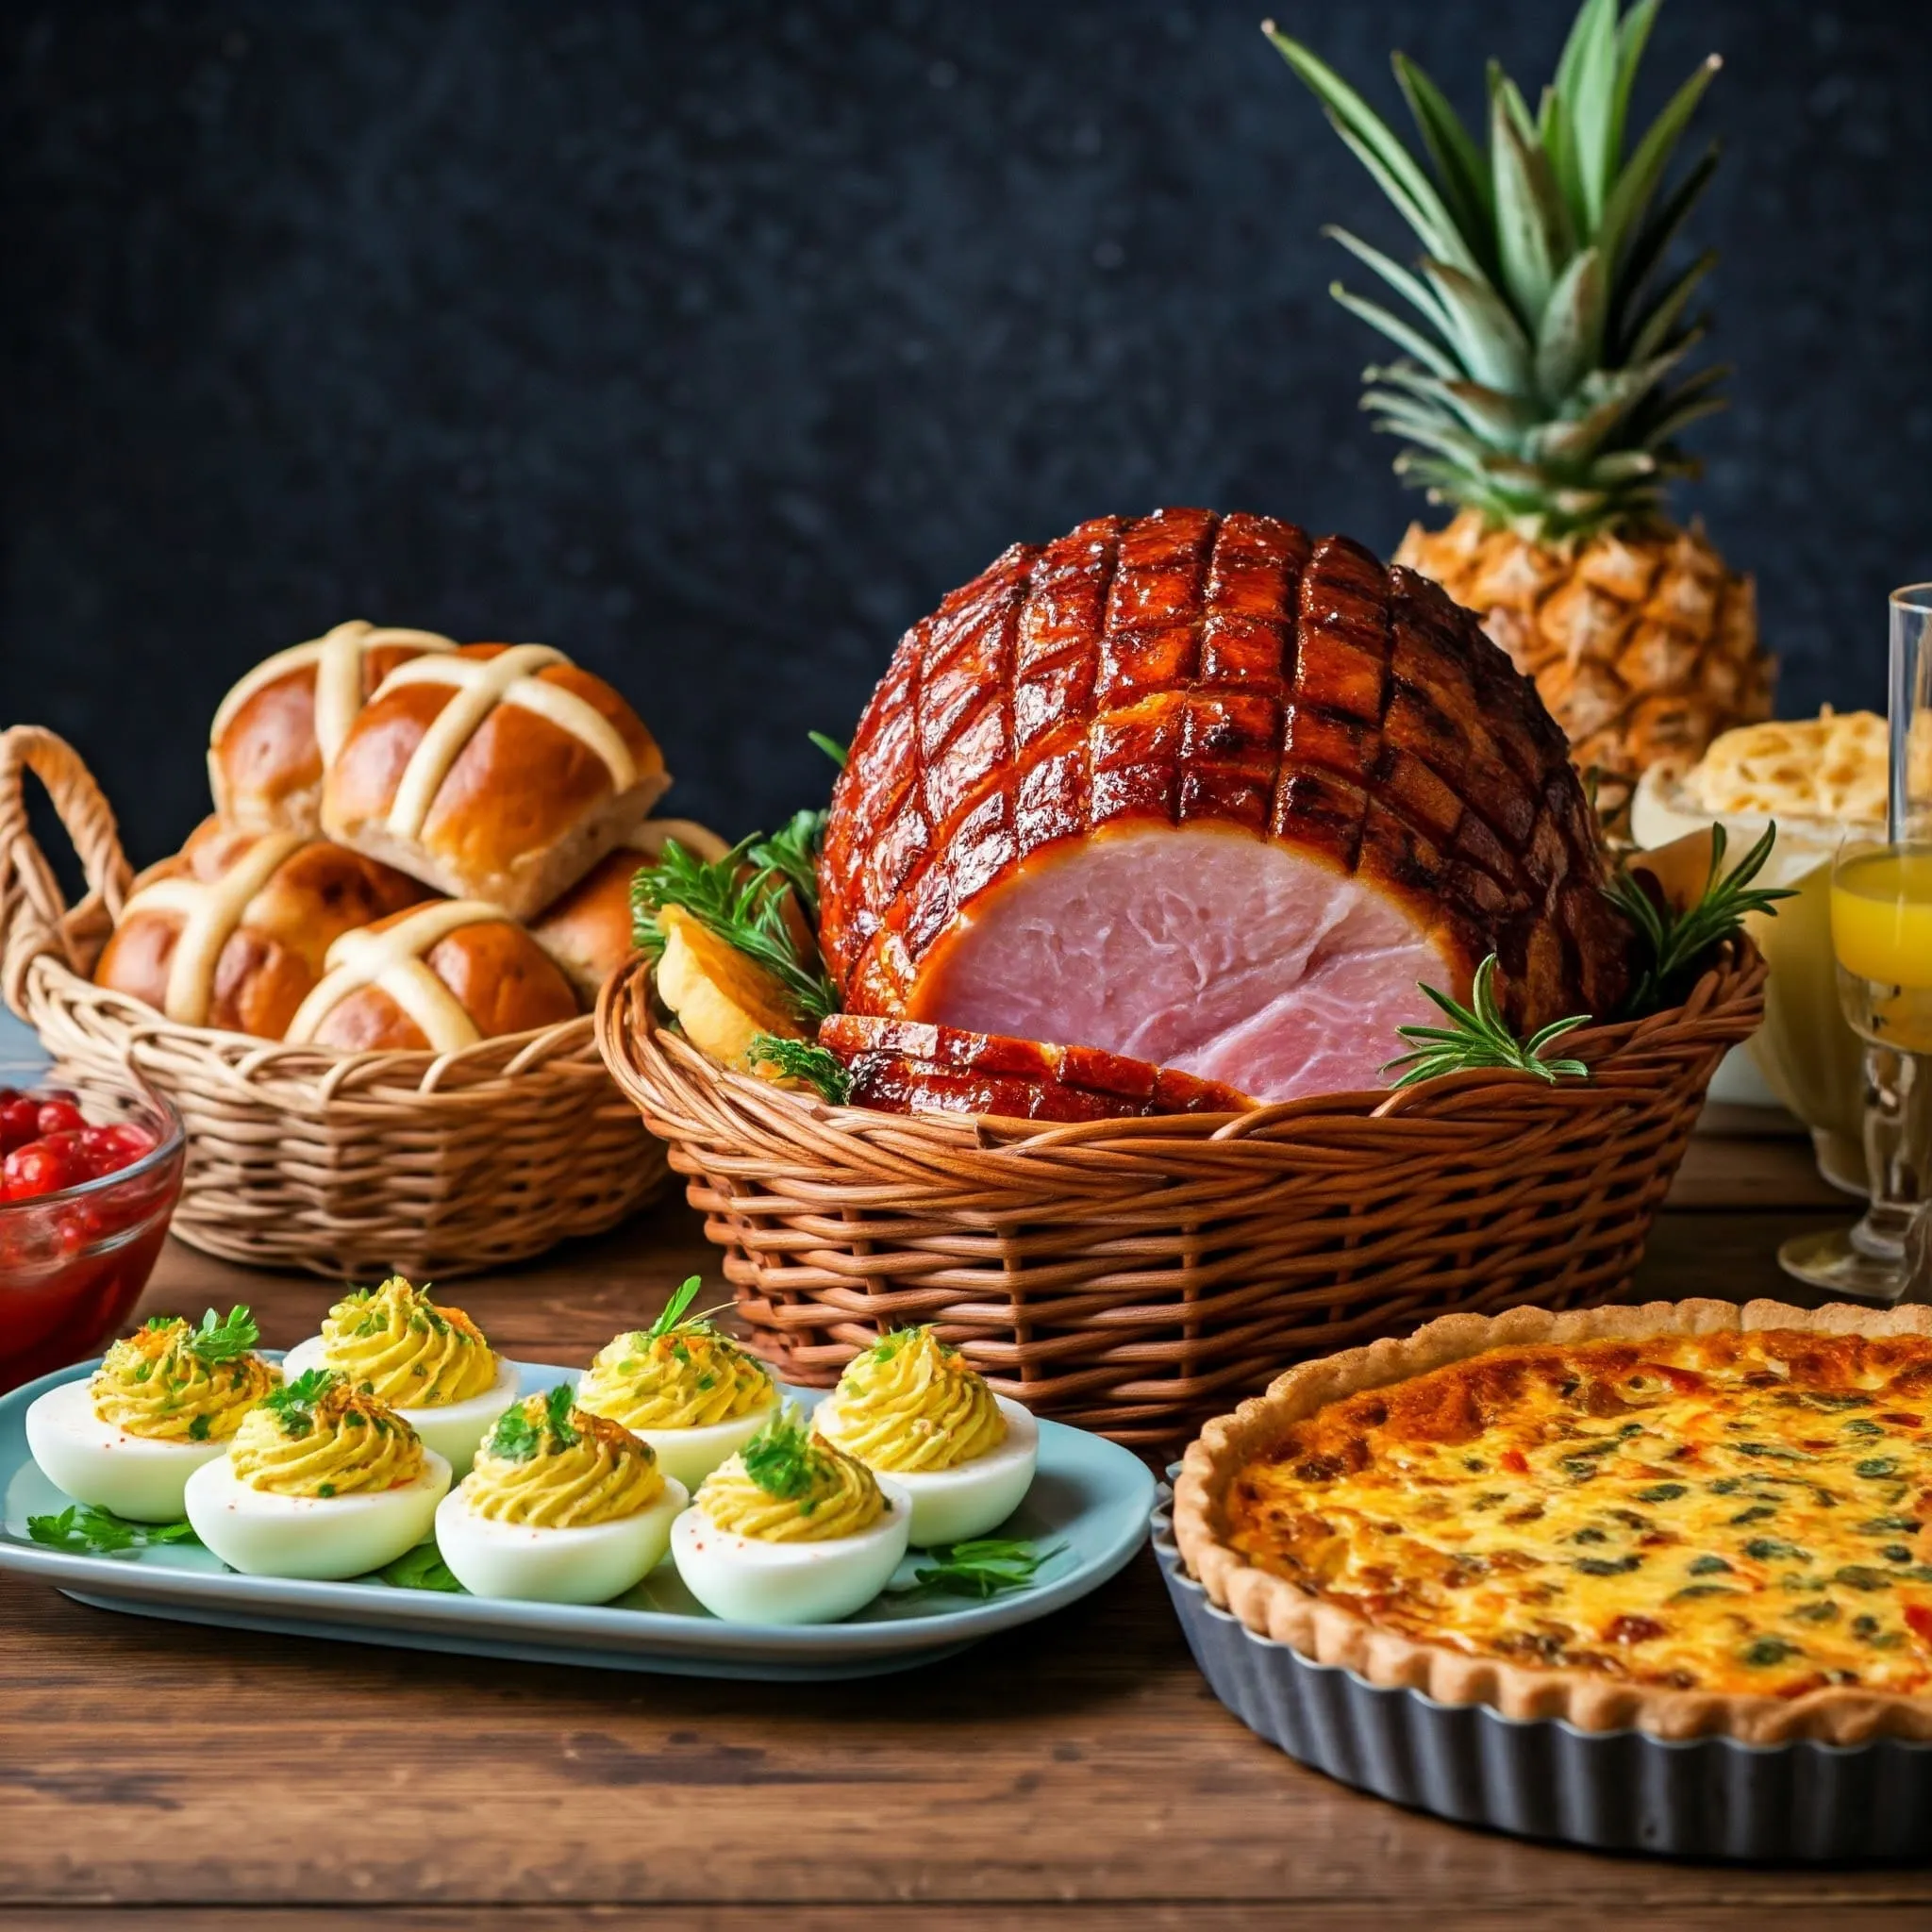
[5,1143,72,1199]
[103,1123,157,1164]
[78,1125,125,1176]
[0,1098,38,1153]
[35,1100,85,1137]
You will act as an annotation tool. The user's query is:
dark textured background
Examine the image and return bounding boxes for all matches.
[4,0,1928,868]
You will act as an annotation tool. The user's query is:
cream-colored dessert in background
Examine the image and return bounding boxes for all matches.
[1633,710,1895,1187]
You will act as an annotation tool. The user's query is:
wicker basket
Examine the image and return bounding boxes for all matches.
[0,725,667,1277]
[596,941,1767,1445]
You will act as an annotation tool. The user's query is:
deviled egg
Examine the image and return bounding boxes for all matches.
[183,1369,450,1578]
[812,1326,1037,1546]
[434,1384,687,1604]
[25,1306,280,1521]
[575,1275,778,1489]
[280,1274,516,1470]
[672,1404,910,1624]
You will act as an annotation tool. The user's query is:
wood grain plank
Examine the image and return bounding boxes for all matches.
[10,1911,1932,1931]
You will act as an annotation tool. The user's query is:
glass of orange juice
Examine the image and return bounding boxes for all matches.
[1781,584,1932,1299]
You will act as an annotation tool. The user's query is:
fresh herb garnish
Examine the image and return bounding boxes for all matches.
[746,808,828,924]
[377,1541,466,1593]
[631,833,838,1024]
[644,1274,738,1344]
[25,1504,200,1557]
[183,1304,259,1366]
[650,1275,706,1339]
[1384,956,1590,1089]
[740,1405,822,1501]
[259,1368,336,1437]
[808,731,848,771]
[483,1384,579,1462]
[1611,823,1796,1016]
[887,1538,1064,1602]
[746,1034,853,1105]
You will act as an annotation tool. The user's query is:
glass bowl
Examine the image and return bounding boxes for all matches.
[0,1058,186,1394]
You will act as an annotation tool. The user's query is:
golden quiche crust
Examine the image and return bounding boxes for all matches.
[1173,1298,1932,1744]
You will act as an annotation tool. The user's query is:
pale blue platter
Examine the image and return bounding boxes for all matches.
[0,1357,1153,1680]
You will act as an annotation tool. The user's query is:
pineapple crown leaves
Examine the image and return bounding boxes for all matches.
[1264,1,1727,541]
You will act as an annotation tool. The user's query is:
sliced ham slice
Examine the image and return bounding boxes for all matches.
[819,1014,1251,1124]
[819,508,1631,1102]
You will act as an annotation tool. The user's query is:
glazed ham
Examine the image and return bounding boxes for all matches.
[818,508,1631,1104]
[820,1015,1251,1124]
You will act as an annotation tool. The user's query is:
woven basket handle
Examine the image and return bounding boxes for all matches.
[0,724,133,1012]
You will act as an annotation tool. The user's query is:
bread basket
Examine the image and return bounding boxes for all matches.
[0,726,667,1276]
[596,941,1767,1445]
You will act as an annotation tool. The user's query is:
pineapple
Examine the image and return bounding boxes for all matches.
[1267,0,1772,823]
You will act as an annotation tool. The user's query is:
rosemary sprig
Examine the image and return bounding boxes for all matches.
[887,1538,1065,1602]
[26,1504,200,1557]
[1383,956,1591,1090]
[746,808,827,924]
[1610,822,1794,1016]
[184,1304,259,1365]
[747,1034,852,1105]
[631,834,838,1024]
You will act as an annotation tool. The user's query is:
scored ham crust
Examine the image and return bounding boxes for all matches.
[818,508,1632,1103]
[819,1013,1252,1124]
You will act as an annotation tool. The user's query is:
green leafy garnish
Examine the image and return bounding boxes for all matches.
[484,1383,579,1462]
[377,1541,466,1593]
[259,1367,337,1437]
[1384,955,1590,1089]
[631,834,838,1024]
[740,1404,822,1501]
[746,808,828,924]
[808,731,849,770]
[183,1304,259,1365]
[1611,823,1795,1016]
[26,1504,200,1557]
[746,1035,853,1105]
[888,1538,1065,1602]
[650,1275,706,1339]
[644,1274,737,1341]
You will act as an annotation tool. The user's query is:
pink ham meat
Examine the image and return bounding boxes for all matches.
[819,1015,1252,1124]
[817,508,1632,1103]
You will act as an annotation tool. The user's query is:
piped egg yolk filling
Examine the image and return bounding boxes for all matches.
[92,1321,279,1442]
[317,1275,498,1407]
[460,1390,663,1527]
[576,1324,774,1430]
[697,1411,885,1542]
[816,1326,1006,1473]
[229,1374,425,1498]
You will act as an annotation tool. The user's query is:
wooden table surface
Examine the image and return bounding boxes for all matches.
[6,1137,1931,1930]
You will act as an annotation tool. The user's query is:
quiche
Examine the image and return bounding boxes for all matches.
[1174,1299,1932,1744]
